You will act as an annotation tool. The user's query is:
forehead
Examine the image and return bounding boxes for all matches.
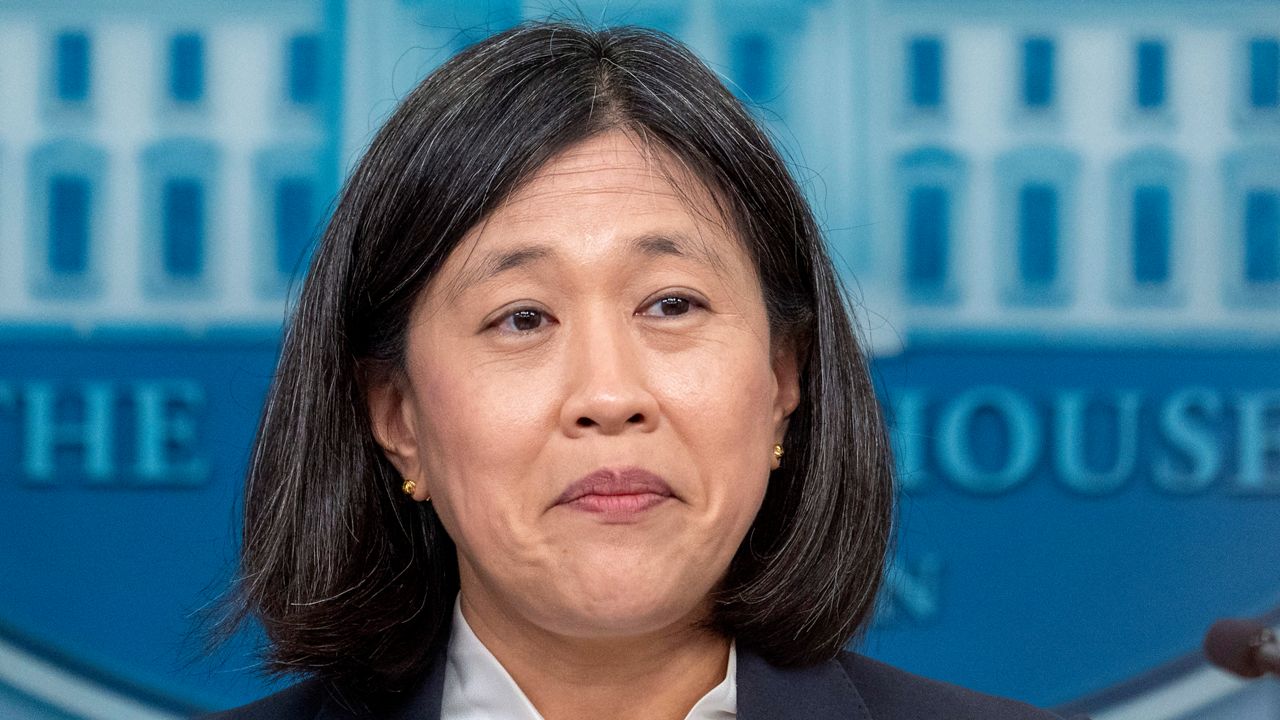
[430,129,751,299]
[497,130,728,227]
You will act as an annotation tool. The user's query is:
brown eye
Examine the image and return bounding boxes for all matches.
[642,295,698,317]
[496,308,546,333]
[658,297,688,316]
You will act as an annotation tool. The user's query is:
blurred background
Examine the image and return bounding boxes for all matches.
[1,0,1278,717]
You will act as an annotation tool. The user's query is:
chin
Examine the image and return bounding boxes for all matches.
[550,576,710,638]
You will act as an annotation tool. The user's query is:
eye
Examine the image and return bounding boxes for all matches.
[492,307,550,334]
[640,294,701,318]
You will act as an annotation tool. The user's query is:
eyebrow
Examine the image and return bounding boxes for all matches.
[447,231,726,298]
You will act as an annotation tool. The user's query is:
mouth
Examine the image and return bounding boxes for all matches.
[554,466,676,519]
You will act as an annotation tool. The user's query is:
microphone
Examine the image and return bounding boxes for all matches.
[1203,618,1280,679]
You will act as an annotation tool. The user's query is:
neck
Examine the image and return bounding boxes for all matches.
[457,590,731,720]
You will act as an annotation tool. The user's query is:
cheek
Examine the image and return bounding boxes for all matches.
[664,341,776,441]
[657,342,776,511]
[415,350,552,467]
[410,355,555,548]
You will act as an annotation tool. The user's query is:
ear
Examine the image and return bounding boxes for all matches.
[365,371,427,499]
[771,338,801,441]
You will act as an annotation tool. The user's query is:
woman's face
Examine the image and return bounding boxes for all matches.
[369,128,799,640]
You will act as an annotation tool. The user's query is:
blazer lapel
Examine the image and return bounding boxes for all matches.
[315,638,871,720]
[313,639,449,720]
[737,646,873,720]
[383,647,448,720]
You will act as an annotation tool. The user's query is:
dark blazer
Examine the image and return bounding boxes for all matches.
[199,639,1087,720]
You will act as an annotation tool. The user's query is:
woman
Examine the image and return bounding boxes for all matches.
[205,20,1082,720]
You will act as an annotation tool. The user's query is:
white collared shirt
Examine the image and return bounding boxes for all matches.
[440,595,737,720]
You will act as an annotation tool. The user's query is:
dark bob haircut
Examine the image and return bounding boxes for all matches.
[218,18,895,694]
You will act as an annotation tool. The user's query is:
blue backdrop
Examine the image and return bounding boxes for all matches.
[1,1,1278,717]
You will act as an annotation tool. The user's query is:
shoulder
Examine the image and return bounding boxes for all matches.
[836,651,1082,720]
[195,678,328,720]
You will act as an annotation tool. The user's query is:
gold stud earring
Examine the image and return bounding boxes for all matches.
[401,479,416,496]
[772,443,784,468]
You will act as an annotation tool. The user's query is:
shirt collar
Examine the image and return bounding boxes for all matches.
[441,595,545,720]
[440,594,736,720]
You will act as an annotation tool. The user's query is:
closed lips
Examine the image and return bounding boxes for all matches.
[555,467,674,505]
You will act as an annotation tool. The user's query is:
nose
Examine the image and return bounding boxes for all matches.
[559,309,660,437]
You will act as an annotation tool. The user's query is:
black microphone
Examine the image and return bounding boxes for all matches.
[1204,618,1280,679]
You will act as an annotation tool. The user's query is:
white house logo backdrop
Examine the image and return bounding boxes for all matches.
[0,1,1277,718]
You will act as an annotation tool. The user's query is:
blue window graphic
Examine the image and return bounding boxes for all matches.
[906,186,949,290]
[1022,37,1055,109]
[162,178,204,278]
[55,32,90,102]
[908,37,944,109]
[169,33,204,103]
[1018,183,1058,286]
[1132,185,1171,284]
[275,177,314,275]
[732,33,773,101]
[49,175,91,274]
[1136,40,1165,110]
[1250,38,1280,109]
[287,34,321,104]
[1245,189,1280,284]
[142,139,217,293]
